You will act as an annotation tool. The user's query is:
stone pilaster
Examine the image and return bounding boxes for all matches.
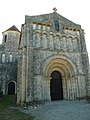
[21,47,26,104]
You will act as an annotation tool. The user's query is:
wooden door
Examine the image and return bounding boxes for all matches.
[50,71,63,101]
[8,82,15,95]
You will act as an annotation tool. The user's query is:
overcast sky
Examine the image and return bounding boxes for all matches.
[0,0,90,59]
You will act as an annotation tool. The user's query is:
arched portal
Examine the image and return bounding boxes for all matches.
[8,82,15,95]
[43,55,78,101]
[50,71,63,101]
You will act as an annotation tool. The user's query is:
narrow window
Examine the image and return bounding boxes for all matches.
[10,54,13,62]
[54,20,59,32]
[2,54,5,63]
[4,35,7,42]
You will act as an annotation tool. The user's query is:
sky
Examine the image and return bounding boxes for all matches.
[0,0,90,60]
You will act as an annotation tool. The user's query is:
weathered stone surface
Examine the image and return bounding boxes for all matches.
[0,26,20,95]
[17,11,90,104]
[0,11,90,105]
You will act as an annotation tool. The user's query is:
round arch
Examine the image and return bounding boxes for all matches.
[8,81,16,95]
[43,54,78,101]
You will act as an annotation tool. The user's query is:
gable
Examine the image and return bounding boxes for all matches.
[25,12,81,30]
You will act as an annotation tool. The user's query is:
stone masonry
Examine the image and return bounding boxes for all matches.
[0,9,90,104]
[0,25,20,96]
[17,9,90,104]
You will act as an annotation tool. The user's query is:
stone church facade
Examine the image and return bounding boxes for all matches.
[0,9,90,104]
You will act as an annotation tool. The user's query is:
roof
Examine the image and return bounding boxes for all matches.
[2,25,20,33]
[25,11,81,29]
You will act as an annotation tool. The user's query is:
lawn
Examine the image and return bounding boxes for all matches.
[0,95,34,120]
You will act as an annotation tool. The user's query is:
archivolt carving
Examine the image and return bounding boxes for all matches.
[43,54,78,100]
[43,54,78,77]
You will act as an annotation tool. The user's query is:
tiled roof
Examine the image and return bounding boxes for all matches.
[3,25,20,33]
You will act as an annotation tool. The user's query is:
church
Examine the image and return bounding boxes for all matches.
[0,8,90,104]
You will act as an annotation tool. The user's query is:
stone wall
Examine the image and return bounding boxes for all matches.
[17,17,89,104]
[16,11,90,104]
[0,61,17,94]
[0,28,20,95]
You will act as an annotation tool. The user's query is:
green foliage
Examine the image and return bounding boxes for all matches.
[0,95,15,108]
[0,95,34,120]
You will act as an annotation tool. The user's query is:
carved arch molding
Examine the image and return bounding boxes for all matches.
[43,55,78,101]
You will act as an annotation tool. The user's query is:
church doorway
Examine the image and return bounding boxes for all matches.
[50,71,63,101]
[8,82,15,95]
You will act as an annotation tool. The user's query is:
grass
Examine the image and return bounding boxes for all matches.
[0,95,34,120]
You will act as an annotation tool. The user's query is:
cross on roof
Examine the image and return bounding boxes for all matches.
[53,7,57,12]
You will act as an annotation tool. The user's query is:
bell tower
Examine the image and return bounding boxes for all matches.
[2,25,20,52]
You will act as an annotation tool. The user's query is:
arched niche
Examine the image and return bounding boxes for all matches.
[54,35,60,50]
[67,36,73,52]
[34,31,41,48]
[60,35,67,51]
[42,33,47,49]
[49,34,54,50]
[73,37,80,52]
[2,54,5,63]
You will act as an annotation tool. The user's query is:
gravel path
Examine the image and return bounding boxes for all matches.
[23,100,90,120]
